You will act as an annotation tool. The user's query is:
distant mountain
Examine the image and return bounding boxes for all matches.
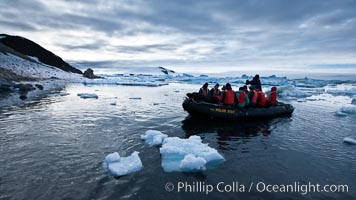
[0,34,82,74]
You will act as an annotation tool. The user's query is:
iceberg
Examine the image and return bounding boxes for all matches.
[327,88,356,96]
[159,136,224,172]
[343,137,356,145]
[103,151,143,177]
[278,85,311,98]
[77,93,98,99]
[141,130,168,146]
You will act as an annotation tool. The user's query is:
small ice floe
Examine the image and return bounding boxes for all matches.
[129,97,142,100]
[141,130,168,146]
[103,151,143,176]
[59,92,70,96]
[343,137,356,145]
[159,136,224,172]
[336,105,356,116]
[297,98,307,103]
[352,95,356,105]
[77,93,98,99]
[335,111,348,117]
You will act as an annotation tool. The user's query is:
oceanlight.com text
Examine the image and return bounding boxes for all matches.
[165,181,349,195]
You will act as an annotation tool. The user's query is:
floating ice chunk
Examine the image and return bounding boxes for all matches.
[103,151,143,177]
[160,136,224,172]
[352,95,356,105]
[77,93,98,99]
[343,137,356,145]
[179,154,207,171]
[104,152,121,163]
[141,130,168,146]
[337,105,356,115]
[59,92,70,96]
[297,99,307,102]
[335,111,347,117]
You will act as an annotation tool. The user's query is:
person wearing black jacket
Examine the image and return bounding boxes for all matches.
[246,74,262,91]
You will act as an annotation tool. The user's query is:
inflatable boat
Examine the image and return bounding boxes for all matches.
[182,98,294,120]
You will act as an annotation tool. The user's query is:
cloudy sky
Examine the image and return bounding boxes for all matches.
[1,0,356,73]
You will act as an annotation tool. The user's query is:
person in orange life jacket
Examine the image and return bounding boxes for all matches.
[236,87,246,108]
[267,86,277,106]
[221,83,237,106]
[256,89,267,107]
[209,83,221,103]
[249,86,259,107]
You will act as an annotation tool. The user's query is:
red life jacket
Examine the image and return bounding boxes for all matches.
[257,91,267,107]
[238,91,246,104]
[224,90,235,105]
[251,90,258,104]
[268,91,277,106]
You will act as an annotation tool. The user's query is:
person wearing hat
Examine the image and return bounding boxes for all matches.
[209,83,222,103]
[221,83,237,106]
[246,74,262,91]
[267,86,278,106]
[197,82,209,102]
[249,85,259,107]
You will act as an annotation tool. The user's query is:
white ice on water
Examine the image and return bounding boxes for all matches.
[141,130,168,146]
[343,137,356,145]
[103,151,143,176]
[337,105,356,115]
[159,136,224,172]
[77,93,98,99]
[352,95,356,105]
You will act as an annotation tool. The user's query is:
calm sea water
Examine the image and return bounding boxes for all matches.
[0,83,355,200]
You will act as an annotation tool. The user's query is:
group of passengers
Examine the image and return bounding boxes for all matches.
[198,74,277,108]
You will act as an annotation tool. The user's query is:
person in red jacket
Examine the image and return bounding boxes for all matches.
[267,86,277,106]
[257,89,267,107]
[221,83,237,106]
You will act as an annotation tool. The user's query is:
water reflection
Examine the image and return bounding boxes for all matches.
[182,116,272,138]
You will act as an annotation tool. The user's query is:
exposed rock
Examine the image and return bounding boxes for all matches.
[83,68,102,79]
[14,83,36,92]
[19,94,27,100]
[35,84,44,90]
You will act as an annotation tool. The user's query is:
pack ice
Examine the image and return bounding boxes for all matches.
[159,136,225,172]
[103,151,143,176]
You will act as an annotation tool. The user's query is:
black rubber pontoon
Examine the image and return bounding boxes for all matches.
[182,98,294,120]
